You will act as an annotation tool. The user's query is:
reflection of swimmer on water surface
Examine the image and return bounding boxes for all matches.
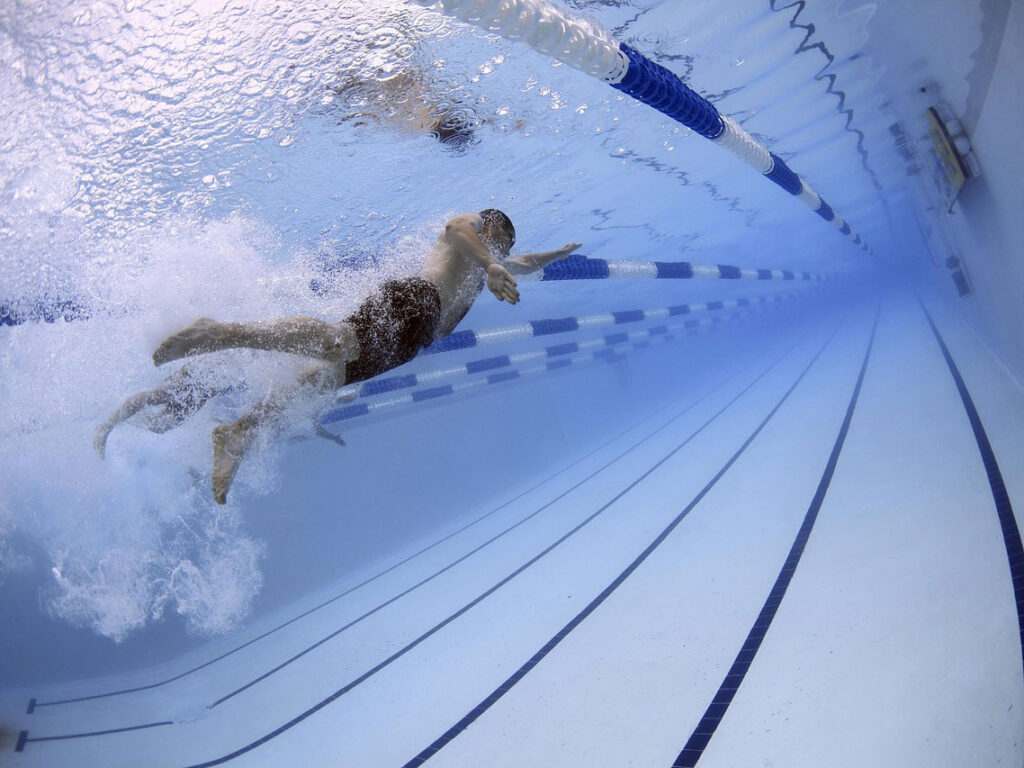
[335,69,524,151]
[335,69,478,151]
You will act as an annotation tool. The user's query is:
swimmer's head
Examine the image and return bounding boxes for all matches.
[479,209,515,255]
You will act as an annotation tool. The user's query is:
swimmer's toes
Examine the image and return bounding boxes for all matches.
[211,423,251,505]
[213,481,228,506]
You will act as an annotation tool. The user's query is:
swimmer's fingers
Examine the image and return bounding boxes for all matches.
[502,280,520,304]
[487,265,519,304]
[494,279,519,304]
[557,242,582,257]
[337,389,358,404]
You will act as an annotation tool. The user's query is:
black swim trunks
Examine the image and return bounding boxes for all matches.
[343,277,442,384]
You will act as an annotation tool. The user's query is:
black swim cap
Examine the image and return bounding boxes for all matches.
[479,208,515,247]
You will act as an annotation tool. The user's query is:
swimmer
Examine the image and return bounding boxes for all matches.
[152,210,581,504]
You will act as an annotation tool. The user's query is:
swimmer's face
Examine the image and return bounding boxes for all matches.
[481,220,514,258]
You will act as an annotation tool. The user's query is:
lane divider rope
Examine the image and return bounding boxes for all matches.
[419,288,814,356]
[411,0,869,250]
[323,312,740,426]
[323,303,787,426]
[523,256,837,283]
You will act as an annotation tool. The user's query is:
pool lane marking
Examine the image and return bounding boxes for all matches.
[172,321,832,768]
[31,357,729,714]
[16,720,174,753]
[205,331,759,709]
[670,304,878,768]
[205,335,753,708]
[15,327,799,754]
[919,300,1024,681]
[29,472,594,710]
[399,310,858,767]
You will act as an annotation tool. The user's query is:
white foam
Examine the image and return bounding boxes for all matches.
[0,212,430,641]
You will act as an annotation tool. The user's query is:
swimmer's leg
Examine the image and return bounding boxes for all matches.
[147,366,221,432]
[153,317,357,366]
[95,366,219,455]
[211,359,348,504]
[95,387,172,458]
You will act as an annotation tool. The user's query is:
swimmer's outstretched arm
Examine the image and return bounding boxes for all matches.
[94,387,172,458]
[504,242,582,275]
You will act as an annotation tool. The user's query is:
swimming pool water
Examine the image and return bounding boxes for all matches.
[1,1,1020,766]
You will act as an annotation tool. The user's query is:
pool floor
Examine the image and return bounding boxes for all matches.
[4,292,1022,767]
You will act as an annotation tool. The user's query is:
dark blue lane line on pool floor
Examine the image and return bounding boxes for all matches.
[15,332,795,757]
[173,327,823,768]
[31,386,706,714]
[920,301,1024,680]
[671,305,878,768]
[401,314,854,767]
[205,355,760,710]
[16,720,174,753]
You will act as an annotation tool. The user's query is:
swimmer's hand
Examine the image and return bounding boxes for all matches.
[551,242,582,260]
[503,242,583,276]
[487,263,519,304]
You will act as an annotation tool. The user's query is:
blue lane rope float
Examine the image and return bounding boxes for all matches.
[338,286,819,404]
[411,0,869,251]
[322,309,749,426]
[419,288,814,356]
[0,259,830,329]
[323,337,663,426]
[330,295,793,409]
[527,255,835,282]
[322,286,817,425]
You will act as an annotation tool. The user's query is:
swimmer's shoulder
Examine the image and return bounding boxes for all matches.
[426,212,484,263]
[442,212,484,238]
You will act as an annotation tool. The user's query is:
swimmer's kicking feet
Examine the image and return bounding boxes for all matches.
[95,366,220,457]
[97,366,353,458]
[212,421,256,505]
[153,209,581,504]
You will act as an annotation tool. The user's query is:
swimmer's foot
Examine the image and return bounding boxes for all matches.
[153,318,224,366]
[314,424,346,447]
[94,421,114,459]
[211,422,255,505]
